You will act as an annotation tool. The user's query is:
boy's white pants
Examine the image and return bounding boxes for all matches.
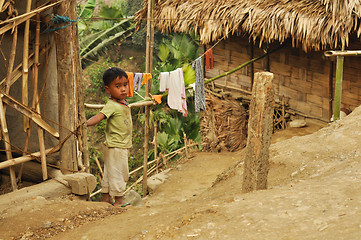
[101,147,129,197]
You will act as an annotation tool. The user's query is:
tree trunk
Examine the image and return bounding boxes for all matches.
[242,72,274,193]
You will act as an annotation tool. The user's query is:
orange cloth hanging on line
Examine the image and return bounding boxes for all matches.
[205,49,214,70]
[152,95,162,104]
[126,72,134,97]
[142,73,152,85]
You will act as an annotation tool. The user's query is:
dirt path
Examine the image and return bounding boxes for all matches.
[2,111,361,239]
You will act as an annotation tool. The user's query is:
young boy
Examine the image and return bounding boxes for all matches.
[86,67,132,207]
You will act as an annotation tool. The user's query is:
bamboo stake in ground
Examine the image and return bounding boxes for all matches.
[242,72,274,193]
[93,155,103,178]
[183,132,189,160]
[143,0,155,197]
[0,95,16,189]
[154,121,158,173]
[32,10,47,180]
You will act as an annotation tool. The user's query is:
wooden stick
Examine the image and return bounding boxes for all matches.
[5,26,17,94]
[18,121,32,183]
[31,9,47,180]
[0,1,65,26]
[89,188,102,198]
[124,164,157,196]
[154,121,158,173]
[324,50,361,57]
[0,96,17,189]
[0,43,51,89]
[84,100,155,109]
[93,155,104,178]
[183,132,189,160]
[204,88,223,98]
[22,0,32,132]
[0,148,53,170]
[0,126,75,170]
[1,91,59,138]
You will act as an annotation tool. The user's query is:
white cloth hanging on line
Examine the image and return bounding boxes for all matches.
[167,68,187,117]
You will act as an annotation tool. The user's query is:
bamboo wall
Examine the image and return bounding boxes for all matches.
[206,36,361,121]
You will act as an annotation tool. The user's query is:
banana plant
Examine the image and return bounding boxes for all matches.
[78,0,135,67]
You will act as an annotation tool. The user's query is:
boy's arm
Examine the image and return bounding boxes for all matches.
[86,112,106,126]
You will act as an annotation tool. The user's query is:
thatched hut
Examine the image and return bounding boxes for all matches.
[0,0,87,190]
[136,0,361,121]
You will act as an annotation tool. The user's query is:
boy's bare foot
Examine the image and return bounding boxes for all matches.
[102,193,111,204]
[113,196,131,207]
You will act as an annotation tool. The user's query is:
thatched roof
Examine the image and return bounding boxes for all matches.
[136,0,361,51]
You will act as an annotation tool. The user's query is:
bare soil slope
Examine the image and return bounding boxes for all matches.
[2,107,361,239]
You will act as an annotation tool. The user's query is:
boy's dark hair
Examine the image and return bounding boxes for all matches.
[103,67,128,86]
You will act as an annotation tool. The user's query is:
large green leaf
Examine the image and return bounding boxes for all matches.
[82,29,128,59]
[157,44,170,62]
[80,18,135,64]
[79,0,96,18]
[99,5,124,19]
[182,64,196,86]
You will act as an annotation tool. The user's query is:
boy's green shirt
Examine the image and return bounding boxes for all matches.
[100,99,132,148]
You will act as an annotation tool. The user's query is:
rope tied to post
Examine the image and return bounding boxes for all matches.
[43,14,78,33]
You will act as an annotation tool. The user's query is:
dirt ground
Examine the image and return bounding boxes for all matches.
[2,107,361,239]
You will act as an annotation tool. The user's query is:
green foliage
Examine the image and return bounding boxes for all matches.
[155,34,199,73]
[86,58,116,95]
[148,33,202,158]
[124,0,143,16]
[182,64,196,86]
[78,0,96,34]
[78,0,135,67]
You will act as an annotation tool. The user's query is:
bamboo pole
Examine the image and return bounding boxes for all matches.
[1,91,59,138]
[183,132,189,160]
[0,125,76,170]
[154,121,158,173]
[32,10,47,180]
[93,155,103,178]
[0,1,65,35]
[0,148,53,170]
[333,47,345,121]
[203,45,284,86]
[0,1,65,27]
[324,50,361,57]
[0,95,16,189]
[5,26,17,94]
[0,43,51,89]
[22,0,32,132]
[84,100,155,109]
[143,0,155,197]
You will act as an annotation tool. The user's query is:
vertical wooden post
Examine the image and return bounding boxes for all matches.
[22,0,32,132]
[242,72,274,193]
[54,0,78,174]
[73,2,89,172]
[143,0,154,197]
[333,47,344,121]
[0,95,16,190]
